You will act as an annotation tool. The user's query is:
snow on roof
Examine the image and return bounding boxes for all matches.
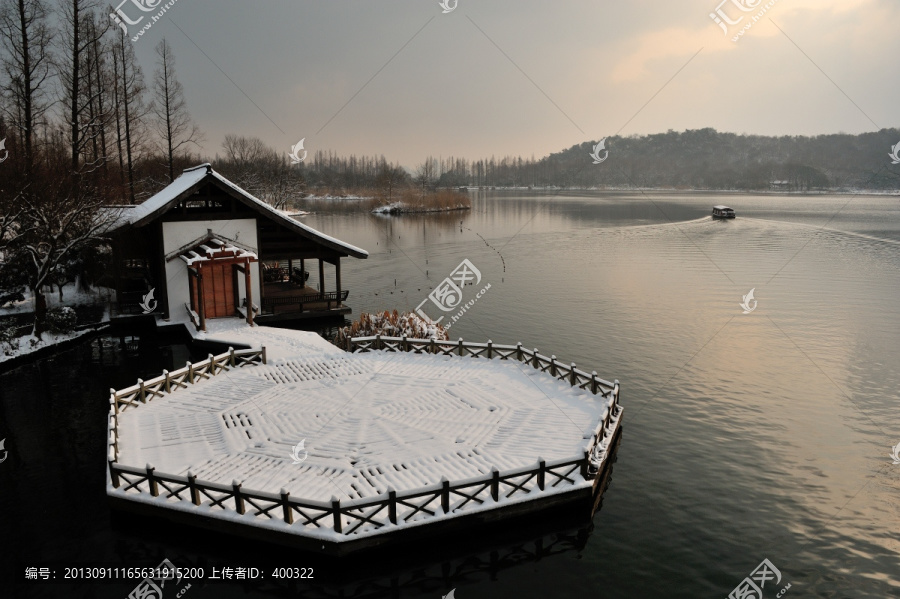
[115,331,613,505]
[118,164,368,258]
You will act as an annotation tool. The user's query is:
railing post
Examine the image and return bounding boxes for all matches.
[491,467,500,501]
[332,496,343,533]
[533,348,540,368]
[163,370,171,393]
[613,380,620,414]
[281,488,293,524]
[458,338,464,356]
[570,363,577,385]
[110,389,118,414]
[208,353,215,375]
[441,477,450,514]
[516,342,523,361]
[537,458,546,491]
[402,336,408,352]
[188,471,200,505]
[591,371,599,395]
[262,347,267,365]
[487,339,493,359]
[229,347,236,367]
[430,338,436,354]
[108,460,120,488]
[375,334,381,351]
[147,464,158,496]
[550,356,557,377]
[388,488,397,524]
[138,379,146,403]
[187,362,194,384]
[581,450,590,480]
[233,480,245,515]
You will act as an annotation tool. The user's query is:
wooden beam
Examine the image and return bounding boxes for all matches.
[318,258,325,293]
[245,259,254,325]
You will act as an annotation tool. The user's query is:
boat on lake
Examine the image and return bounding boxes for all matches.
[712,205,735,219]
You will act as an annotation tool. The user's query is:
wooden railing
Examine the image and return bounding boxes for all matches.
[107,347,266,462]
[348,335,618,397]
[106,338,622,541]
[260,289,349,314]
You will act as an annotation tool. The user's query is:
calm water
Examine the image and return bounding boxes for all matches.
[2,191,899,598]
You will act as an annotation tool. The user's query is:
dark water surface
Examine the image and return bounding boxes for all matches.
[2,191,899,598]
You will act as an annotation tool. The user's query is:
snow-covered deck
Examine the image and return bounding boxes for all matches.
[106,326,622,551]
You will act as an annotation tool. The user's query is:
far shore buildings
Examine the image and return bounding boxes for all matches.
[106,164,367,330]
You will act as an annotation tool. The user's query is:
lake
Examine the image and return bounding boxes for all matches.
[2,191,899,598]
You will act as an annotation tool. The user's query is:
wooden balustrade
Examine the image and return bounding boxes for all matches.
[105,337,622,541]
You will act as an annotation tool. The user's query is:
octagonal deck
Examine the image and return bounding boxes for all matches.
[107,325,622,553]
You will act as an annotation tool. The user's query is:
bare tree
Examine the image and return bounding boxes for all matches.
[111,27,146,203]
[152,38,202,182]
[56,0,109,180]
[374,162,408,201]
[0,0,53,179]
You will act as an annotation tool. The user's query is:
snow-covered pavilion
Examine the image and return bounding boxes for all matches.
[106,164,367,329]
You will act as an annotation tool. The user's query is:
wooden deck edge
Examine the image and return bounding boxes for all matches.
[107,484,594,558]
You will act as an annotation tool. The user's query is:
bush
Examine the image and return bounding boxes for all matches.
[45,306,77,334]
[333,310,448,351]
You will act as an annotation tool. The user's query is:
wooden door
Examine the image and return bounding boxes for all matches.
[201,263,235,318]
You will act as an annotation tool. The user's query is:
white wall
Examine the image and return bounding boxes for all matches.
[161,219,260,319]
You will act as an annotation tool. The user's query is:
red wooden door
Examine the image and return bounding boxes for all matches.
[200,263,235,318]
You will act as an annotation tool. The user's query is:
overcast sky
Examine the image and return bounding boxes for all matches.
[125,0,900,168]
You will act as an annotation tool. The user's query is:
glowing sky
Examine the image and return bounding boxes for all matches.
[125,0,900,167]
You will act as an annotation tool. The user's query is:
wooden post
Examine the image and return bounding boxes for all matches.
[300,258,305,287]
[550,356,557,377]
[229,347,235,367]
[281,489,293,524]
[197,266,206,332]
[375,334,381,351]
[164,370,171,393]
[187,361,194,383]
[331,496,342,533]
[570,363,577,385]
[533,349,540,369]
[188,471,200,505]
[537,458,546,491]
[458,338,464,356]
[430,338,436,354]
[233,480,245,515]
[318,258,325,296]
[516,342,523,361]
[581,450,590,480]
[388,488,397,524]
[244,259,254,325]
[402,335,408,352]
[138,379,146,403]
[591,371,599,395]
[491,468,500,501]
[147,464,158,497]
[441,477,450,513]
[110,390,118,414]
[261,347,267,365]
[108,460,120,488]
[335,258,342,307]
[487,340,493,359]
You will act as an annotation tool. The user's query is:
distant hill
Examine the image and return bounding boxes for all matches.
[433,128,900,191]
